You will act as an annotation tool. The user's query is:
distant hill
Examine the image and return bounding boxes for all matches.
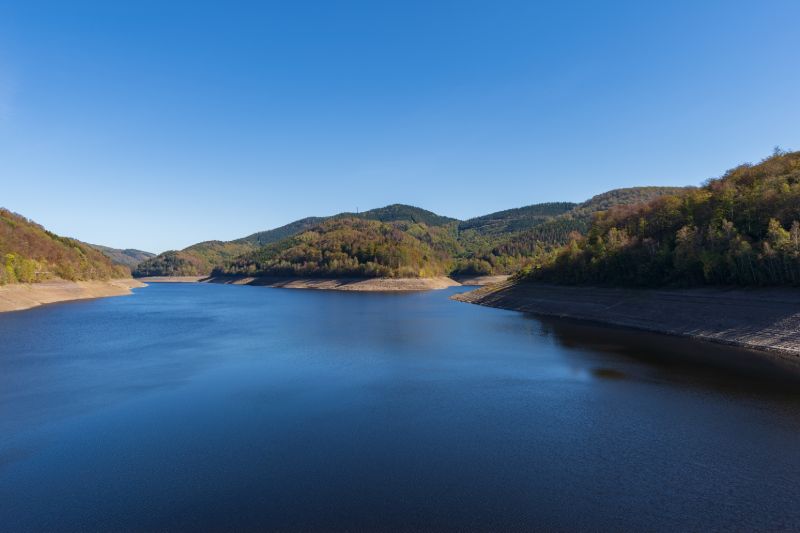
[218,217,459,279]
[134,205,458,277]
[346,204,458,227]
[135,189,687,279]
[527,150,800,286]
[459,202,576,236]
[234,217,327,246]
[0,209,130,284]
[91,244,155,269]
[506,186,690,246]
[452,187,688,275]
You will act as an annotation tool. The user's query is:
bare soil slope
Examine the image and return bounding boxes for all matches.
[454,281,800,359]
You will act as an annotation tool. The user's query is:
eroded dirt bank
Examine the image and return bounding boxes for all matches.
[453,281,800,359]
[0,279,147,313]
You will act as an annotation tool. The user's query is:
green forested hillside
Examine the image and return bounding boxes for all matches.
[133,217,325,277]
[135,187,685,279]
[0,209,130,285]
[132,240,253,277]
[510,187,690,246]
[131,250,204,277]
[134,205,458,277]
[451,187,687,275]
[527,150,800,286]
[347,204,458,226]
[219,218,459,278]
[235,217,326,246]
[91,244,155,269]
[458,202,576,236]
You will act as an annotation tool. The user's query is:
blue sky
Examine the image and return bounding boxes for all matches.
[1,1,798,252]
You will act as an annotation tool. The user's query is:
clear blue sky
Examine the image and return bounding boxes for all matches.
[1,1,798,253]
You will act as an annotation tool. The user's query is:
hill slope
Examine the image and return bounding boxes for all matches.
[218,217,459,278]
[347,204,457,227]
[136,189,687,279]
[452,187,688,275]
[134,205,458,277]
[459,202,576,236]
[528,150,800,286]
[234,217,327,246]
[0,209,130,284]
[91,245,155,269]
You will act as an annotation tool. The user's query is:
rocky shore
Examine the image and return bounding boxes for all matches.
[0,279,147,313]
[453,281,800,359]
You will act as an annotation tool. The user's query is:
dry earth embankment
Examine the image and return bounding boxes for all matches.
[453,281,800,358]
[207,276,462,291]
[0,279,147,313]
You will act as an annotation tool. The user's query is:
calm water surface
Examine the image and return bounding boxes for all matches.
[1,283,799,531]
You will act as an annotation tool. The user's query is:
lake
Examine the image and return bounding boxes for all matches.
[1,283,799,531]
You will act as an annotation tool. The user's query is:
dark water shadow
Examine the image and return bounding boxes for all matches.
[528,313,800,398]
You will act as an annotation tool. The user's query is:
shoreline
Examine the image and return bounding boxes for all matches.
[0,279,147,314]
[453,281,800,360]
[136,274,510,291]
[205,275,462,291]
[136,276,206,283]
[450,275,510,286]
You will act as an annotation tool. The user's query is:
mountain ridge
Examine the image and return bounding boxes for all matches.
[134,187,684,279]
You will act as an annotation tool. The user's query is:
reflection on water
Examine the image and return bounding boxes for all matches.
[0,284,799,531]
[535,314,800,396]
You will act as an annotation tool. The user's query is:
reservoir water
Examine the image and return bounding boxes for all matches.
[1,283,799,531]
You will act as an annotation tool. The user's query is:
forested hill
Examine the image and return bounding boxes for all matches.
[134,217,331,277]
[133,205,458,277]
[527,150,800,286]
[513,187,691,245]
[134,188,686,278]
[235,217,327,246]
[235,205,454,246]
[90,245,154,269]
[0,209,130,285]
[345,204,457,226]
[218,218,459,278]
[452,187,687,275]
[458,202,576,235]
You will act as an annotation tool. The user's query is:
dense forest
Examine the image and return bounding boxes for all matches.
[0,209,130,285]
[90,245,154,269]
[218,218,459,278]
[134,205,459,277]
[133,238,259,277]
[10,151,797,286]
[526,150,800,286]
[137,192,688,279]
[451,187,686,275]
[458,202,576,236]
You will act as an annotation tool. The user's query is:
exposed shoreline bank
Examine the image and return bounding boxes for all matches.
[453,281,800,360]
[205,275,463,291]
[0,279,147,313]
[138,274,510,291]
[136,276,206,283]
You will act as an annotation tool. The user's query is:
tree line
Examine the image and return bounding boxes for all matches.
[1,209,128,285]
[525,149,800,286]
